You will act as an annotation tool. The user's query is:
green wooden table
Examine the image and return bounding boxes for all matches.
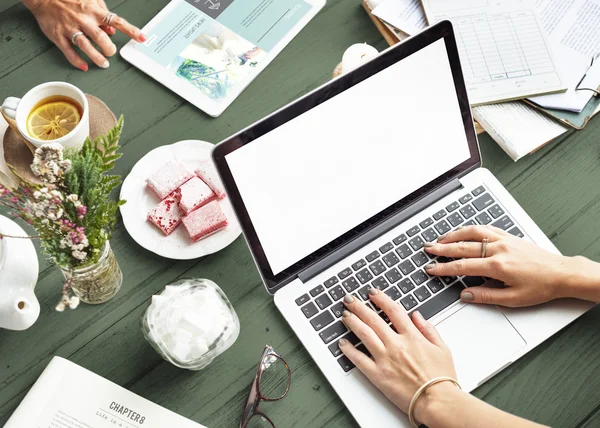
[2,1,600,426]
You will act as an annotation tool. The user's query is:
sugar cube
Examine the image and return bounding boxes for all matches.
[179,311,211,337]
[178,176,216,215]
[171,342,191,362]
[190,337,209,359]
[195,160,226,199]
[147,190,183,235]
[146,160,194,200]
[182,201,228,242]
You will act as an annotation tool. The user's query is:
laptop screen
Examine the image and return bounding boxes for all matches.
[224,38,471,276]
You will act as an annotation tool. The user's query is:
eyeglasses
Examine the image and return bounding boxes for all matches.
[240,345,292,428]
[575,56,600,97]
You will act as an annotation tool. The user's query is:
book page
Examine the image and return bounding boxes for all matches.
[421,0,566,105]
[4,357,207,428]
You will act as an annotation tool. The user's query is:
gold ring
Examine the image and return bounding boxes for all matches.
[481,237,489,258]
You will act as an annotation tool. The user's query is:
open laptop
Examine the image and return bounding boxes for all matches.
[213,21,593,427]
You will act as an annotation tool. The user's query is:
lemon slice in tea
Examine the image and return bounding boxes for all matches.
[26,101,81,140]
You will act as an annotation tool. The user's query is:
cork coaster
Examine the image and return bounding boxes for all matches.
[3,94,117,183]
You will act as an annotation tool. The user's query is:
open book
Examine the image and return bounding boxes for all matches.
[5,357,207,428]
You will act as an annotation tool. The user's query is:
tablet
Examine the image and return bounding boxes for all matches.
[121,0,325,117]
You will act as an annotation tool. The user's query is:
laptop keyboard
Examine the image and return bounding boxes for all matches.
[295,185,524,373]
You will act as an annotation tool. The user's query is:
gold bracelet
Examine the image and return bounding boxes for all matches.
[408,376,461,428]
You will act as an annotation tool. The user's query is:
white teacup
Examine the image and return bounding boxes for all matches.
[1,82,90,151]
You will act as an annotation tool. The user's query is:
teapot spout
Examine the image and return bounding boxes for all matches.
[0,290,40,331]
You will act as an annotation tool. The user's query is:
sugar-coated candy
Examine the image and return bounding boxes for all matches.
[178,176,216,215]
[147,190,183,235]
[182,200,228,242]
[195,160,226,199]
[146,160,194,200]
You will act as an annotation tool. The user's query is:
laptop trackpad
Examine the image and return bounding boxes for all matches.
[434,304,526,386]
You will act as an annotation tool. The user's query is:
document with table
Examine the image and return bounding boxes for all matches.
[4,357,207,428]
[420,0,566,105]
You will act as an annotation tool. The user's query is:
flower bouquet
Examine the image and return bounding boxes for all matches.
[0,116,126,310]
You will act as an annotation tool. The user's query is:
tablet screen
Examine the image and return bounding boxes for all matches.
[134,0,312,106]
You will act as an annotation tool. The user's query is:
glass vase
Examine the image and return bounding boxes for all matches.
[60,241,123,304]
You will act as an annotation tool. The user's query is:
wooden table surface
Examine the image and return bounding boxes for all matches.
[2,1,600,427]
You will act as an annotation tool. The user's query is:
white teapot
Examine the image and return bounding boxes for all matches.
[0,215,40,331]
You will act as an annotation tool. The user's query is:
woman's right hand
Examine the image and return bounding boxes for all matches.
[423,225,581,307]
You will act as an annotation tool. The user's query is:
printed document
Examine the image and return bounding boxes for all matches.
[4,357,207,428]
[528,0,600,112]
[372,0,426,36]
[420,0,566,105]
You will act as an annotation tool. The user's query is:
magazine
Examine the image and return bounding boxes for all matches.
[121,0,325,117]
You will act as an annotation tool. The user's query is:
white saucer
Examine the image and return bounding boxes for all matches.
[120,140,241,260]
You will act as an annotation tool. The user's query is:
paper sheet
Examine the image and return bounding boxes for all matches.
[528,0,600,112]
[372,0,427,36]
[472,102,568,161]
[420,0,565,105]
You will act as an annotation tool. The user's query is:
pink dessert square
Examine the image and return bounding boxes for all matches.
[182,200,228,242]
[195,160,226,199]
[146,160,195,200]
[147,190,183,236]
[178,176,216,215]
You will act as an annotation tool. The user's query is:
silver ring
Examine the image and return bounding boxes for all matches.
[71,31,84,45]
[102,12,116,26]
[481,237,489,258]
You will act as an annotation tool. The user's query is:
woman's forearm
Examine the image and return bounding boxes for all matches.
[559,256,600,303]
[419,384,547,428]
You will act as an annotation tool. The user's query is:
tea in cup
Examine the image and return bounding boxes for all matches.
[1,82,90,151]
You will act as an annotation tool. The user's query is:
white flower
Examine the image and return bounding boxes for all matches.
[69,296,80,309]
[55,302,66,312]
[33,191,41,199]
[41,219,49,225]
[67,194,79,202]
[59,239,68,249]
[55,209,63,219]
[40,188,48,193]
[72,250,87,260]
[35,210,44,218]
[48,213,56,221]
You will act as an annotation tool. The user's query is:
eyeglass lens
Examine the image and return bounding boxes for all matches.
[258,353,291,400]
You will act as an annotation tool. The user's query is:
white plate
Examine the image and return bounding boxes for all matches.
[120,140,241,260]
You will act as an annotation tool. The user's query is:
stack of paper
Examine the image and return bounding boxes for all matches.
[371,0,598,161]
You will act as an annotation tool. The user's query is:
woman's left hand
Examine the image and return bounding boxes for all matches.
[340,290,458,423]
[23,0,145,71]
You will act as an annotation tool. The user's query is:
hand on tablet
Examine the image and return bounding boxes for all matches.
[23,0,145,71]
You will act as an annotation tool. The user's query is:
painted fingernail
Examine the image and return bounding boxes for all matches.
[368,287,379,295]
[79,64,88,72]
[437,233,448,241]
[338,338,348,346]
[342,310,352,318]
[461,292,474,302]
[139,33,147,42]
[425,261,437,270]
[344,295,354,304]
[424,241,435,247]
[100,60,110,69]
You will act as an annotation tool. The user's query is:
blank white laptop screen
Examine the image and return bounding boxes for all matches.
[225,39,471,275]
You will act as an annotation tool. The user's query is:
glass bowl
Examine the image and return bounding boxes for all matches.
[141,278,240,370]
